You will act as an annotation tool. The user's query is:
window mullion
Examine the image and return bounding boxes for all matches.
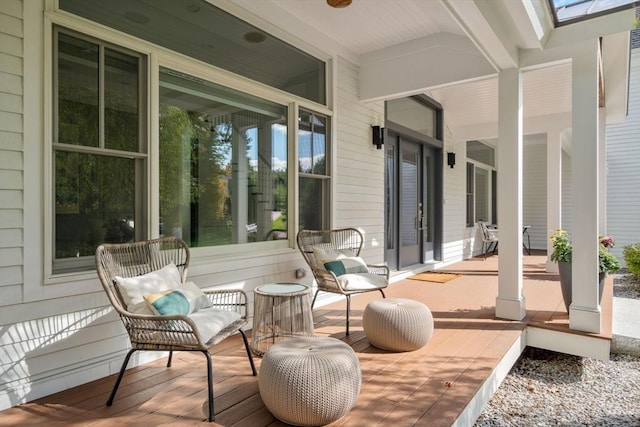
[99,44,105,149]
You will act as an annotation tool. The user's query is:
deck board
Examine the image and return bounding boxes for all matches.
[1,253,612,426]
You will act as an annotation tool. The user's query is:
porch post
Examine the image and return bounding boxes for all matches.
[495,67,526,321]
[598,107,607,233]
[546,129,562,273]
[569,40,601,333]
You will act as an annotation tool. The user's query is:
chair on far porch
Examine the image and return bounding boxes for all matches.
[95,237,256,422]
[296,228,389,336]
[478,221,499,259]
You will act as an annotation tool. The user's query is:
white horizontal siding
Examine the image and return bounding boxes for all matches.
[561,150,573,236]
[335,56,385,263]
[0,0,24,313]
[442,124,470,264]
[606,48,640,265]
[523,144,547,250]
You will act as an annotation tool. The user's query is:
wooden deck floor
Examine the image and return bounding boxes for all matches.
[1,253,612,426]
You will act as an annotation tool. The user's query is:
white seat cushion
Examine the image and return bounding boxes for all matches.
[189,307,242,345]
[337,273,387,291]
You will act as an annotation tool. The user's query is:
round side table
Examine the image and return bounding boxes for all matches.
[251,283,314,356]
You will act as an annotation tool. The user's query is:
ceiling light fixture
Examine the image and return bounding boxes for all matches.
[327,0,352,8]
[244,31,266,43]
[123,11,149,24]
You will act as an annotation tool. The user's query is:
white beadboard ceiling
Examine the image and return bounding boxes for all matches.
[225,0,630,133]
[428,63,572,129]
[270,0,466,54]
[231,0,572,131]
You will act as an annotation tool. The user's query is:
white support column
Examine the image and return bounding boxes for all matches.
[569,40,601,333]
[546,129,562,273]
[598,107,607,233]
[231,131,249,243]
[495,68,526,321]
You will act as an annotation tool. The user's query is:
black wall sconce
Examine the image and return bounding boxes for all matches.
[447,152,456,168]
[372,125,384,150]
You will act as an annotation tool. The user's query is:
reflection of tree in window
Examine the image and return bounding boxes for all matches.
[159,107,233,246]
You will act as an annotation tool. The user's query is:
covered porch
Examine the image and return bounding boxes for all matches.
[1,252,612,426]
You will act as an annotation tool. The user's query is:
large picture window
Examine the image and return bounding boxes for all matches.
[53,29,147,274]
[50,19,328,274]
[159,68,288,246]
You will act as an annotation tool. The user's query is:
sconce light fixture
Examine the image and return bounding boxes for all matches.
[447,152,456,168]
[372,125,384,150]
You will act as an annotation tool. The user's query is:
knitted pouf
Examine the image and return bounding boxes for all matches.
[258,336,361,426]
[363,298,434,352]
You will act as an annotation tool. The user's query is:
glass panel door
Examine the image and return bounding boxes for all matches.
[399,138,422,267]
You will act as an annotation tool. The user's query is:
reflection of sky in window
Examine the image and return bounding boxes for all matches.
[298,131,326,173]
[552,0,585,6]
[245,124,288,171]
[552,0,636,23]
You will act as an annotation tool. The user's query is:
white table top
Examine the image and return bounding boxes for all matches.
[255,283,309,295]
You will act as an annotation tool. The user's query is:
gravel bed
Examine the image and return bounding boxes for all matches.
[474,274,640,426]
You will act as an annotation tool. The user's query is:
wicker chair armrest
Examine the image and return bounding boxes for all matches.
[310,266,345,293]
[366,264,390,279]
[204,289,249,318]
[119,311,206,347]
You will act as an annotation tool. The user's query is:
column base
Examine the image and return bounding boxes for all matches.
[569,304,601,334]
[496,296,526,321]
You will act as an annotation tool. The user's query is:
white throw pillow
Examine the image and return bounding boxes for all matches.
[179,281,214,313]
[115,263,182,310]
[312,245,356,267]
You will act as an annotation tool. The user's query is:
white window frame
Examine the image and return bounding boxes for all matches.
[466,161,497,227]
[42,6,334,285]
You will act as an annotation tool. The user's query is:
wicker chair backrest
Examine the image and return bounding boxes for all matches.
[95,237,190,314]
[296,228,363,269]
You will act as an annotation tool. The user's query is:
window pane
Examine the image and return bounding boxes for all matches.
[466,162,474,226]
[298,110,326,175]
[60,0,326,104]
[299,177,326,230]
[55,151,136,271]
[105,48,141,152]
[386,143,395,250]
[159,68,288,247]
[401,149,418,246]
[57,33,99,146]
[387,97,436,138]
[466,140,495,166]
[475,167,490,223]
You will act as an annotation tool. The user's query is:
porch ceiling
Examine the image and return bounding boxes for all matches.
[227,0,633,136]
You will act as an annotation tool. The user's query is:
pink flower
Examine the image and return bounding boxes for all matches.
[600,236,614,248]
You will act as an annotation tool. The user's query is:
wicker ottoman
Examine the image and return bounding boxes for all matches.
[363,298,434,352]
[258,336,361,426]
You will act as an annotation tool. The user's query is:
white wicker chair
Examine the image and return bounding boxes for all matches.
[95,237,256,422]
[478,221,499,259]
[296,228,388,335]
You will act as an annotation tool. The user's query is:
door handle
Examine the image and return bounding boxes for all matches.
[417,203,424,231]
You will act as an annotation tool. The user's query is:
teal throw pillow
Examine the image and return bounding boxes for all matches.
[323,257,369,276]
[144,289,190,316]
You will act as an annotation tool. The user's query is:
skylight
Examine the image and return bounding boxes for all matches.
[550,0,637,25]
